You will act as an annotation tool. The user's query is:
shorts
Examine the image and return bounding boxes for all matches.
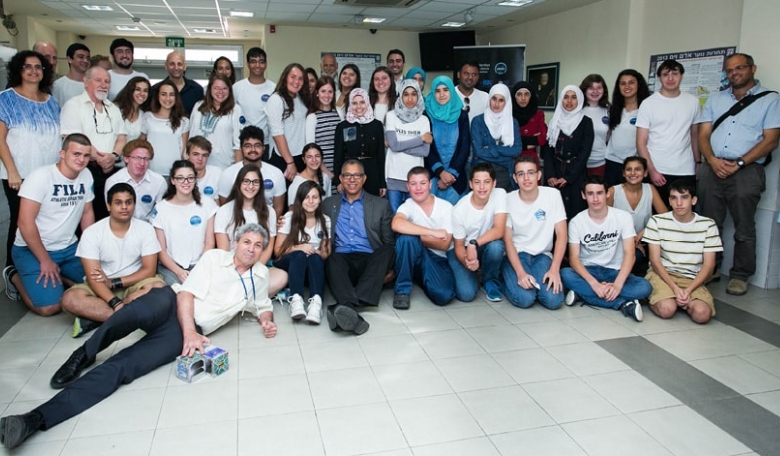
[69,275,165,300]
[646,269,716,316]
[11,243,85,308]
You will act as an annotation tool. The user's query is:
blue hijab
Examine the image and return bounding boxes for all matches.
[425,76,463,124]
[405,67,426,85]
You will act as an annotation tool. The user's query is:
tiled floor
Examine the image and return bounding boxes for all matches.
[1,278,780,456]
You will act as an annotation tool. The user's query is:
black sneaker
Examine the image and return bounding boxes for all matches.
[3,266,20,301]
[620,299,644,322]
[333,305,370,335]
[72,317,101,338]
[0,410,44,449]
[393,293,410,310]
[50,346,95,389]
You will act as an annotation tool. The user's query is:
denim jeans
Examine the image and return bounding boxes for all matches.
[275,250,325,297]
[446,239,505,302]
[387,190,410,213]
[430,178,461,205]
[561,265,652,309]
[501,252,563,309]
[395,234,455,305]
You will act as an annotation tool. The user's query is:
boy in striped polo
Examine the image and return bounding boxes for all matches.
[643,180,723,323]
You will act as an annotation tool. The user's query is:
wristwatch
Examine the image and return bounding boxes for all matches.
[468,239,479,248]
[737,157,746,167]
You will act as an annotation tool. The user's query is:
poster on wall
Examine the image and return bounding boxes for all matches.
[526,62,560,111]
[452,44,526,92]
[321,52,382,90]
[647,46,737,104]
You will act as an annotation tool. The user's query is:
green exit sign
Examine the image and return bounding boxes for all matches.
[166,37,185,48]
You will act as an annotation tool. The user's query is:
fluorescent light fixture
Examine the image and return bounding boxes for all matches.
[498,0,533,6]
[193,28,218,33]
[82,5,113,11]
[362,17,386,23]
[442,21,465,27]
[229,11,253,17]
[116,25,140,31]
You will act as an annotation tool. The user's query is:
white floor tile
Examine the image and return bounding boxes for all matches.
[150,420,236,456]
[0,367,35,403]
[397,309,460,334]
[390,394,483,447]
[308,366,385,409]
[71,386,165,438]
[237,343,304,379]
[433,354,515,392]
[466,324,539,353]
[747,390,780,417]
[739,349,780,377]
[690,355,780,394]
[414,329,484,359]
[373,360,453,401]
[445,305,511,328]
[238,411,325,456]
[0,439,66,456]
[562,315,638,340]
[522,377,621,423]
[62,430,154,456]
[317,402,407,456]
[517,320,589,347]
[358,334,429,366]
[562,415,673,456]
[300,338,368,373]
[459,385,554,434]
[490,302,559,324]
[0,338,57,368]
[645,325,774,361]
[2,399,79,445]
[581,370,682,414]
[492,348,574,384]
[237,373,313,419]
[489,426,587,456]
[546,342,631,376]
[412,436,500,456]
[157,381,238,428]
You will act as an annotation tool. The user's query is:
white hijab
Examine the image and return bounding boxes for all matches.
[484,83,515,147]
[546,84,585,145]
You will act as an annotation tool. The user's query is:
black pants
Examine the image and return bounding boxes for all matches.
[35,287,182,429]
[326,245,395,307]
[2,180,20,267]
[89,163,119,222]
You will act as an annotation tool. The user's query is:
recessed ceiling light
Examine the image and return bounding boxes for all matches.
[82,5,113,11]
[115,25,140,31]
[442,21,465,27]
[229,11,254,18]
[498,0,532,6]
[362,17,385,23]
[193,28,217,33]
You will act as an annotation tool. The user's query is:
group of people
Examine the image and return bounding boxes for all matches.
[0,38,778,449]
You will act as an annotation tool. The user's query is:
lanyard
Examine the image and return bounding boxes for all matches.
[236,266,256,304]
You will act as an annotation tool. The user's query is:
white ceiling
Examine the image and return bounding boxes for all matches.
[4,0,600,39]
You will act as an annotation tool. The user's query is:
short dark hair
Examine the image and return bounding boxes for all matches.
[656,59,684,77]
[459,61,480,72]
[513,154,539,171]
[187,136,213,155]
[726,52,754,67]
[341,159,364,174]
[239,125,264,145]
[623,156,647,170]
[387,49,405,62]
[62,133,92,151]
[110,38,134,55]
[579,73,609,108]
[107,182,136,204]
[470,162,496,180]
[669,179,696,198]
[66,43,90,59]
[582,175,607,193]
[246,47,267,61]
[407,166,430,180]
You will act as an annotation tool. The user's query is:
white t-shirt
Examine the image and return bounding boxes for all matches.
[76,218,161,278]
[506,187,567,257]
[455,87,489,123]
[605,108,639,163]
[452,188,507,242]
[105,168,167,223]
[189,101,245,169]
[265,93,307,158]
[15,164,95,250]
[198,165,222,200]
[287,174,332,206]
[214,200,277,250]
[108,69,149,101]
[233,78,276,143]
[635,92,700,175]
[568,207,636,271]
[52,76,85,107]
[60,92,127,154]
[217,161,286,206]
[396,196,454,257]
[583,106,609,168]
[279,212,331,249]
[141,111,191,175]
[384,111,431,182]
[124,111,145,142]
[151,198,218,268]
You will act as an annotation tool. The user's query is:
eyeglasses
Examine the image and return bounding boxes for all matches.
[725,65,751,75]
[22,64,44,71]
[241,179,261,186]
[212,86,230,92]
[93,104,114,135]
[241,143,264,150]
[127,156,151,163]
[173,176,196,183]
[463,96,470,113]
[514,170,538,178]
[341,173,365,180]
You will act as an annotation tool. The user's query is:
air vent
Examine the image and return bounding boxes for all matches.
[337,0,420,8]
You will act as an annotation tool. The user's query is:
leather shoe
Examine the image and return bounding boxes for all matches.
[50,346,95,389]
[0,410,44,449]
[393,293,410,310]
[726,278,748,296]
[328,305,369,335]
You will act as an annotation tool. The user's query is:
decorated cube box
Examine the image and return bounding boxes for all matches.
[175,352,207,383]
[202,344,229,377]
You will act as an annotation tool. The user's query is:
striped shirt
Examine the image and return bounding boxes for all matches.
[306,109,341,193]
[643,212,722,279]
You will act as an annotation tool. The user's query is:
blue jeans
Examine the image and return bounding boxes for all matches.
[274,250,325,297]
[446,240,505,302]
[561,265,652,309]
[430,178,461,205]
[395,234,455,306]
[502,252,563,309]
[387,190,409,213]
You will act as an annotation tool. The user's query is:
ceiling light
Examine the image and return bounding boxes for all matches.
[498,0,533,6]
[115,25,140,31]
[362,17,386,23]
[193,28,217,33]
[442,21,465,27]
[464,8,475,23]
[82,5,113,11]
[229,11,253,18]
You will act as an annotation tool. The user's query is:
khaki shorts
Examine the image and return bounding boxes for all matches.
[70,275,165,300]
[646,270,716,316]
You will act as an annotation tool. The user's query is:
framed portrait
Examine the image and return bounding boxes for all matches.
[526,62,560,111]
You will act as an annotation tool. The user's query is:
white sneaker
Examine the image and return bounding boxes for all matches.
[565,290,578,306]
[306,295,323,325]
[288,294,306,320]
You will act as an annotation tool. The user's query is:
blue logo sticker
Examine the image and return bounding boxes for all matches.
[534,209,546,221]
[264,179,274,190]
[203,186,214,195]
[629,117,637,125]
[317,231,323,239]
[261,94,270,102]
[190,215,202,225]
[602,116,609,125]
[494,62,507,75]
[239,116,246,125]
[141,194,153,204]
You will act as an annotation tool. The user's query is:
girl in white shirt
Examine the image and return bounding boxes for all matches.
[368,66,396,125]
[605,69,651,187]
[114,76,150,142]
[266,63,310,179]
[153,160,218,285]
[189,74,244,169]
[141,80,190,176]
[287,143,332,207]
[579,74,610,177]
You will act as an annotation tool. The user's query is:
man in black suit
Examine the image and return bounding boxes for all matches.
[323,159,395,335]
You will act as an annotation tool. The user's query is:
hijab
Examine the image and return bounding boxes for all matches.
[394,79,425,124]
[546,85,585,145]
[345,88,374,124]
[425,76,463,124]
[511,81,538,126]
[405,67,426,85]
[484,83,515,147]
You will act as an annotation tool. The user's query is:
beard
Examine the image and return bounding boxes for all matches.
[114,60,133,70]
